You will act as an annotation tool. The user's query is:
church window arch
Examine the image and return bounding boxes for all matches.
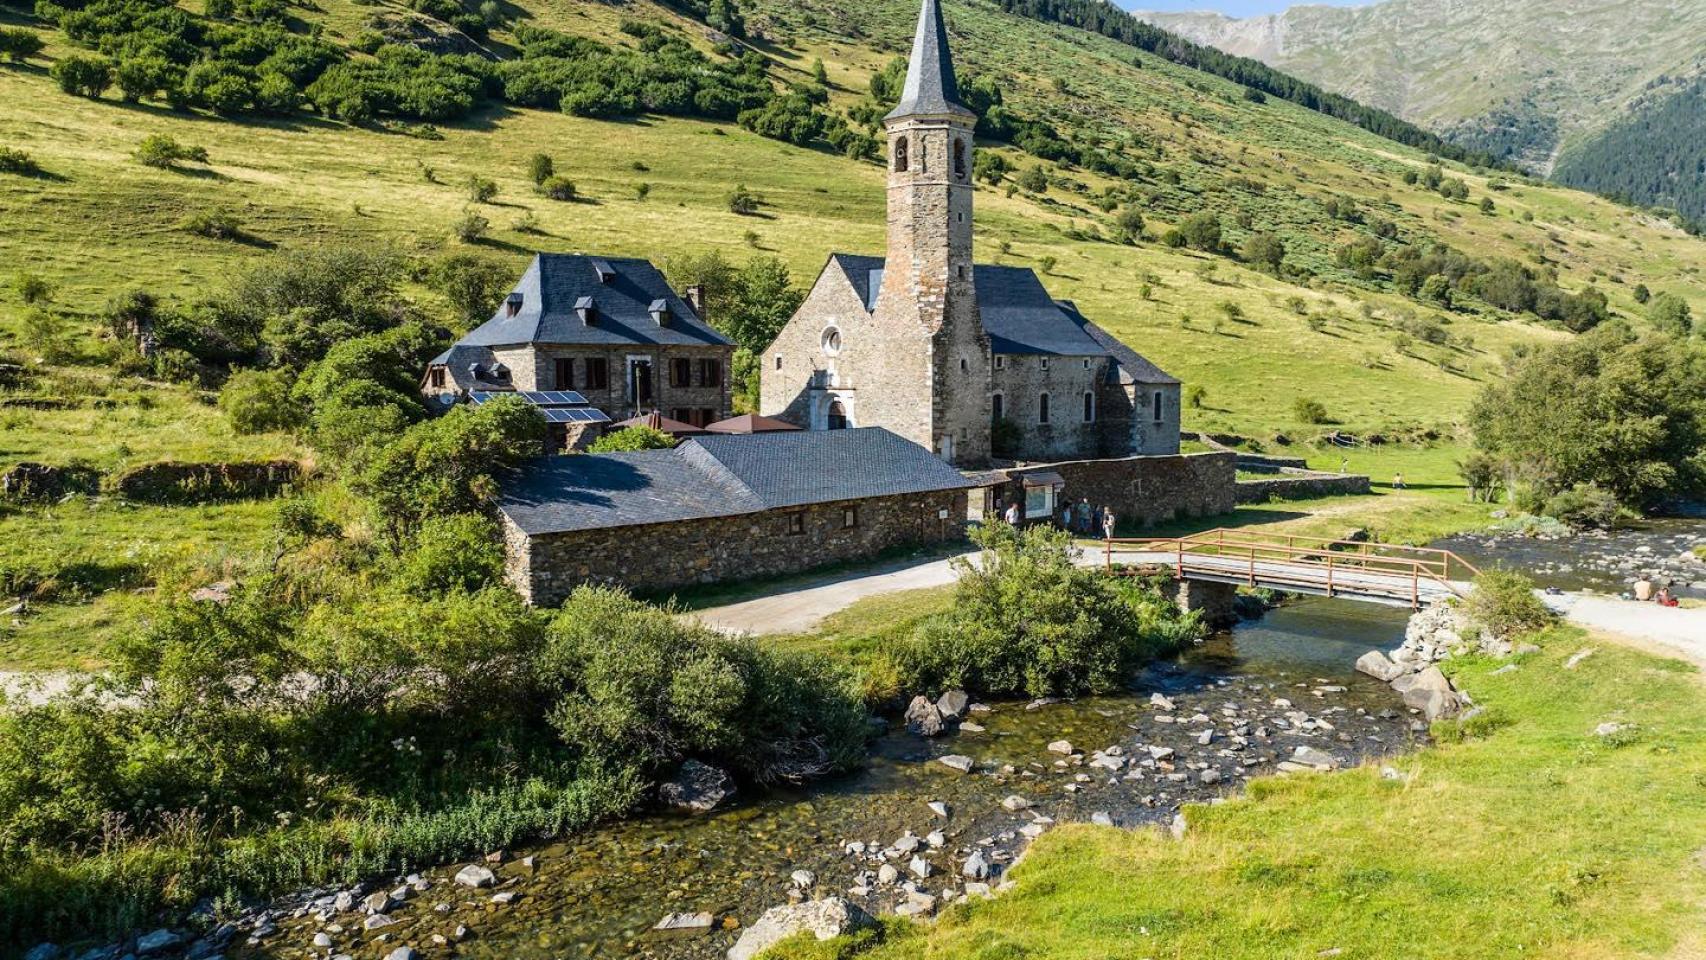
[953,137,967,180]
[893,136,909,173]
[1083,391,1096,423]
[821,325,842,356]
[1039,392,1051,425]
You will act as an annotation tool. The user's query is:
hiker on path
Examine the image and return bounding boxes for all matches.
[1102,508,1118,541]
[1392,472,1406,490]
[1003,501,1020,526]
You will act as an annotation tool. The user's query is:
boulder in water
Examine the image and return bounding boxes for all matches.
[726,897,875,960]
[660,759,737,814]
[905,696,947,736]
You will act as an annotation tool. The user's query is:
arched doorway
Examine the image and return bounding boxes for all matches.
[827,400,848,430]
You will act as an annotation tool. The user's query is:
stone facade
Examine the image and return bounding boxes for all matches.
[506,488,968,605]
[984,451,1236,527]
[488,341,731,425]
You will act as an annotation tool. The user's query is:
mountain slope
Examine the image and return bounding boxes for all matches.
[1137,0,1706,208]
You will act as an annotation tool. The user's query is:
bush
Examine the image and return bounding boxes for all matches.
[134,134,208,169]
[218,368,304,434]
[1016,165,1049,193]
[0,146,40,176]
[1241,231,1285,272]
[180,210,243,240]
[893,523,1201,698]
[0,27,45,63]
[1463,569,1554,640]
[1177,211,1222,252]
[1114,207,1145,245]
[20,308,73,361]
[393,513,506,596]
[527,152,554,184]
[1292,397,1329,424]
[726,184,760,215]
[51,54,113,98]
[451,209,490,243]
[540,587,868,783]
[1185,384,1207,409]
[1542,482,1621,529]
[588,425,675,452]
[538,175,577,201]
[13,272,54,304]
[466,175,498,203]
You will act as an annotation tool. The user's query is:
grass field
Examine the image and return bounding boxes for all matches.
[772,626,1706,959]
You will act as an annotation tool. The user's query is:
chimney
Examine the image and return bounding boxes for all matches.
[649,298,671,326]
[504,292,523,317]
[684,284,706,319]
[575,296,597,325]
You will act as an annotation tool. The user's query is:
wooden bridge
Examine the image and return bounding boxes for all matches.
[1104,529,1482,609]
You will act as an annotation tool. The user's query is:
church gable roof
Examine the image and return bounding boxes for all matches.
[1076,311,1181,385]
[457,254,733,350]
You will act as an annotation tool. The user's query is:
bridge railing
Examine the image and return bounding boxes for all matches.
[1102,528,1483,605]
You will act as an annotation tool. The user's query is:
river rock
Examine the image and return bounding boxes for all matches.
[362,891,394,914]
[925,830,946,848]
[137,930,181,955]
[1355,650,1407,682]
[1000,795,1030,812]
[655,912,715,932]
[909,856,932,879]
[877,864,899,884]
[363,914,396,931]
[936,689,970,720]
[726,898,875,960]
[962,850,991,880]
[454,865,496,889]
[938,754,974,773]
[22,945,58,960]
[928,800,950,818]
[385,948,418,960]
[313,933,334,948]
[1090,811,1114,827]
[905,696,947,737]
[1396,667,1465,720]
[1291,745,1340,769]
[1047,739,1075,755]
[660,759,737,814]
[790,869,816,889]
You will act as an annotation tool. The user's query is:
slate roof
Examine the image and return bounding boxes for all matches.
[1078,314,1180,385]
[826,255,1142,359]
[453,254,733,350]
[500,427,974,535]
[887,0,976,121]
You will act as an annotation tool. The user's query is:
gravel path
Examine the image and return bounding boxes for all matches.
[1545,594,1706,666]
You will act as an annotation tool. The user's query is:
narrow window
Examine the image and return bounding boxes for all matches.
[959,357,968,372]
[994,355,1005,371]
[1041,358,1050,371]
[1083,391,1095,423]
[893,136,909,173]
[786,512,806,536]
[1083,358,1091,370]
[585,358,609,390]
[953,138,966,179]
[775,354,783,370]
[671,358,691,388]
[698,358,722,388]
[700,407,716,426]
[842,506,858,529]
[428,367,445,389]
[554,358,574,390]
[671,407,691,424]
[1039,393,1050,425]
[1153,390,1164,422]
[991,393,1004,422]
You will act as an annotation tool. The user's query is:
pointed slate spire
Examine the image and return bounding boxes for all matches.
[886,0,976,121]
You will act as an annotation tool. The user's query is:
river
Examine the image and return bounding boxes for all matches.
[243,598,1422,960]
[1435,518,1706,600]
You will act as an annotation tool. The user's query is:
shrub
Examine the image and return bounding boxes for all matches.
[134,134,208,169]
[51,54,113,98]
[218,368,303,434]
[1463,569,1554,640]
[451,209,490,243]
[1185,384,1207,409]
[1240,231,1285,272]
[180,211,243,240]
[894,523,1201,699]
[0,146,40,176]
[13,272,54,304]
[393,513,506,596]
[1542,482,1621,529]
[1177,211,1222,252]
[1292,397,1329,424]
[1114,207,1145,245]
[466,175,498,203]
[20,308,72,361]
[1648,292,1692,337]
[726,184,760,215]
[527,152,554,184]
[588,425,675,452]
[1016,165,1049,193]
[538,586,868,782]
[538,175,576,201]
[634,181,651,201]
[0,27,45,63]
[1038,255,1057,275]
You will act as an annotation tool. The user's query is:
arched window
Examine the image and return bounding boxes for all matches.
[1038,392,1050,425]
[1152,390,1164,422]
[991,393,1004,423]
[827,400,848,430]
[893,137,909,173]
[821,326,842,356]
[1083,391,1095,423]
[953,138,966,179]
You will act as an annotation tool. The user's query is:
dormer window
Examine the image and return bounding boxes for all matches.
[649,298,671,326]
[591,259,616,283]
[489,362,510,382]
[893,137,909,173]
[576,296,597,325]
[504,293,523,317]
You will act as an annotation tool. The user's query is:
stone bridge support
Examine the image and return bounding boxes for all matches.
[1163,578,1239,629]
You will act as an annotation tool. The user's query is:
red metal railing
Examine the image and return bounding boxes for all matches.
[1103,528,1482,606]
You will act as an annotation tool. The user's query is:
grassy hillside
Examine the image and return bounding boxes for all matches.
[2,0,1705,666]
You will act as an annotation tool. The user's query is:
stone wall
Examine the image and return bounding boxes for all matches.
[509,488,969,606]
[993,354,1107,461]
[986,451,1236,527]
[110,459,305,504]
[1236,470,1371,504]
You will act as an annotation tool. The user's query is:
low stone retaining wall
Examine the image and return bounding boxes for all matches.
[1234,454,1310,473]
[0,461,102,502]
[1236,470,1370,504]
[111,459,305,504]
[990,452,1237,527]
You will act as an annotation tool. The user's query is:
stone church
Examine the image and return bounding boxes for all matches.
[761,0,1180,468]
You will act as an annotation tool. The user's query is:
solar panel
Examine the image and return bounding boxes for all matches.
[470,390,591,408]
[541,391,588,406]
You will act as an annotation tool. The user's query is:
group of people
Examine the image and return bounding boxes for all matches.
[997,496,1119,539]
[1634,577,1683,607]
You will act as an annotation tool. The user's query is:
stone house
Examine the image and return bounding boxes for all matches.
[499,427,972,604]
[759,0,1180,467]
[423,254,735,429]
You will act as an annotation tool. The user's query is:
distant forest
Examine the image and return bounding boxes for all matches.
[1553,79,1706,224]
[993,0,1505,170]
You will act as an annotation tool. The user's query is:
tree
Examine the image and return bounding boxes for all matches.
[1114,207,1146,245]
[1469,327,1706,510]
[811,58,828,85]
[1634,283,1651,305]
[218,244,412,371]
[527,153,554,184]
[1177,212,1221,252]
[452,209,490,243]
[466,175,498,203]
[1240,232,1284,273]
[1185,384,1207,409]
[1016,166,1049,193]
[588,425,675,452]
[20,308,72,361]
[134,134,208,169]
[726,184,760,215]
[1649,293,1693,337]
[426,253,514,330]
[1419,274,1453,307]
[1292,397,1329,424]
[218,369,304,434]
[973,151,1009,185]
[538,176,576,201]
[51,55,113,98]
[115,56,175,102]
[0,27,46,63]
[13,273,53,305]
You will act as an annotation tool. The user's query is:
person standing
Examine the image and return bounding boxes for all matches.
[1392,472,1406,490]
[1003,500,1020,526]
[1102,508,1118,541]
[1075,497,1092,533]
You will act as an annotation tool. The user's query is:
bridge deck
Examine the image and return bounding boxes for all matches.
[1105,530,1482,609]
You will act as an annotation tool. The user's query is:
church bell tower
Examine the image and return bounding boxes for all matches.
[876,0,991,466]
